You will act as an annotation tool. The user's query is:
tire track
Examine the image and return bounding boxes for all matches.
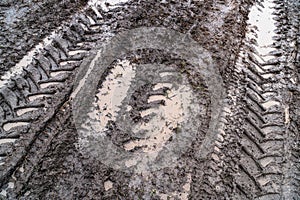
[0,1,130,194]
[230,0,299,199]
[191,0,299,199]
[0,0,87,76]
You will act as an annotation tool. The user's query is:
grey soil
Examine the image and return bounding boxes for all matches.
[0,0,88,76]
[0,0,299,199]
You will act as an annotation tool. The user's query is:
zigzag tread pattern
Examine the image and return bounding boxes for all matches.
[192,0,299,199]
[0,4,109,189]
[234,0,300,199]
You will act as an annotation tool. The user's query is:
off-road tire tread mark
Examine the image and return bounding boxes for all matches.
[234,0,300,199]
[0,6,102,189]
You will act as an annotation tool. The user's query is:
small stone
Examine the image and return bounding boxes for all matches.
[104,180,113,191]
[218,128,226,136]
[217,134,224,142]
[211,153,220,162]
[214,146,221,153]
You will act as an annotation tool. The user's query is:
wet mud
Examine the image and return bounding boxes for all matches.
[0,0,88,76]
[0,0,299,199]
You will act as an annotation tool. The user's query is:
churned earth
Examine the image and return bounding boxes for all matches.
[0,0,299,199]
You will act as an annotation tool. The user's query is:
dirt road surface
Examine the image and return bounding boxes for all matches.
[0,0,299,199]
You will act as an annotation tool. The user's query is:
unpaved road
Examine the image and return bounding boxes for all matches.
[0,0,299,199]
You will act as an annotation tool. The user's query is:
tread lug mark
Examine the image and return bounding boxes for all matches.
[0,92,15,120]
[23,69,40,92]
[45,51,60,71]
[35,55,51,72]
[239,164,263,191]
[3,122,30,132]
[243,129,265,154]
